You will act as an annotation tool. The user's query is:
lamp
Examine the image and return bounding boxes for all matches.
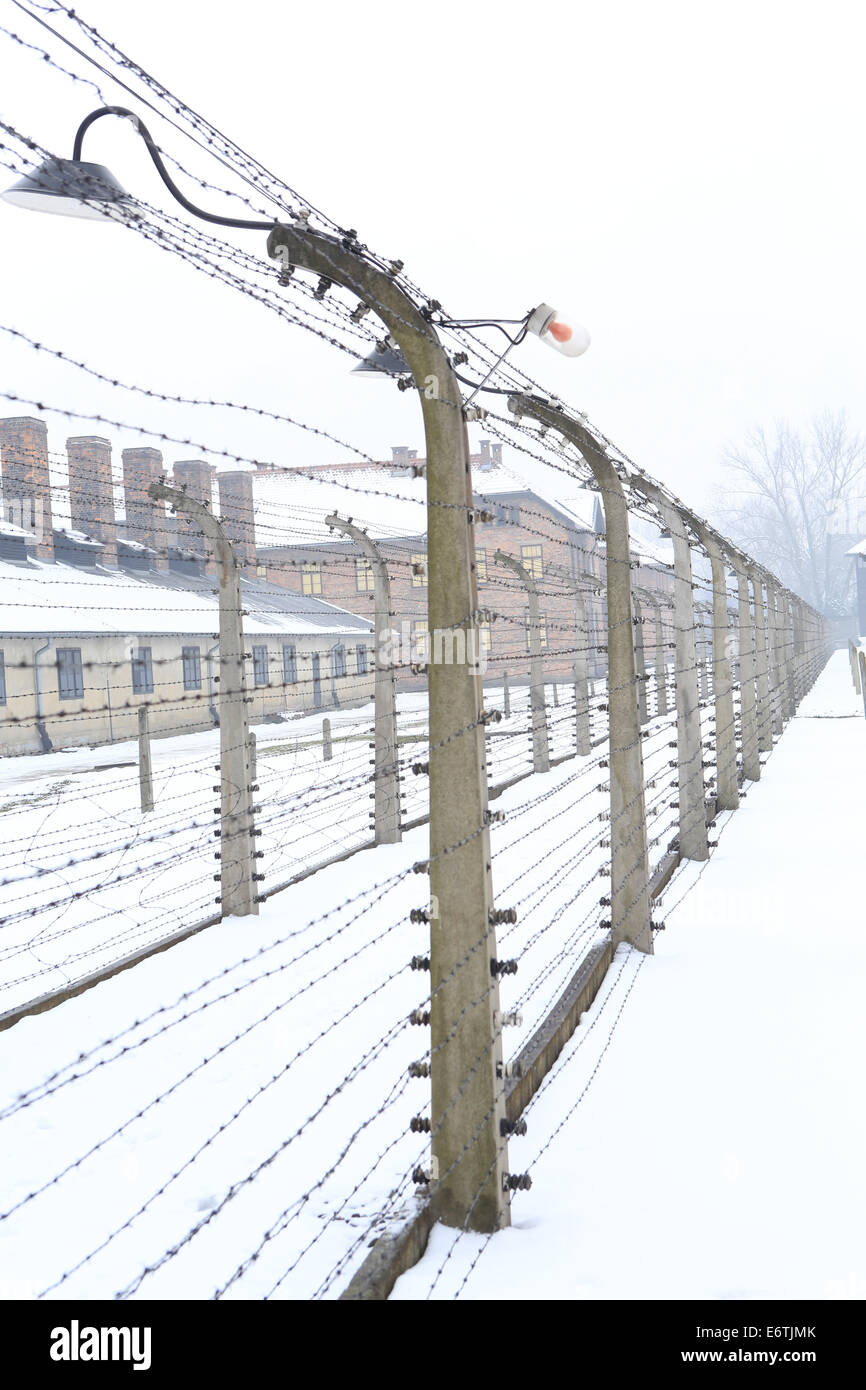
[526,303,591,358]
[1,157,133,220]
[350,336,411,378]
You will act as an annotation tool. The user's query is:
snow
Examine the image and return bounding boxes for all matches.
[0,652,860,1302]
[392,650,866,1299]
[252,460,598,548]
[0,557,372,637]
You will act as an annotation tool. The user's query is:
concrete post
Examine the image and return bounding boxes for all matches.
[325,514,400,844]
[850,640,861,693]
[268,226,512,1231]
[782,594,796,716]
[150,481,258,919]
[322,717,333,761]
[697,604,711,702]
[509,395,651,954]
[648,596,669,719]
[692,531,738,810]
[552,681,559,707]
[632,595,649,726]
[751,571,773,753]
[733,562,760,782]
[247,730,257,784]
[138,704,153,814]
[502,671,511,719]
[768,586,785,737]
[572,588,592,756]
[639,486,708,862]
[495,549,549,774]
[794,602,807,702]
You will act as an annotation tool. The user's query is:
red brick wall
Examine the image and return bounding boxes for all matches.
[258,495,611,685]
[173,460,215,567]
[0,416,54,560]
[67,435,117,566]
[217,471,256,572]
[122,446,169,569]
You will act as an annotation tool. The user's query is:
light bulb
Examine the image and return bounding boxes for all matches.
[527,303,590,358]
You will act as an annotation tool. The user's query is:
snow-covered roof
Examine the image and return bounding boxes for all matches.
[0,558,372,639]
[845,537,866,557]
[252,461,598,548]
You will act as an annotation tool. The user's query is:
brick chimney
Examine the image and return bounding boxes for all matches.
[172,459,215,564]
[67,436,117,565]
[0,416,54,560]
[122,446,169,568]
[217,470,256,571]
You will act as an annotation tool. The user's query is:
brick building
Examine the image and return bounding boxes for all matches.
[0,416,54,561]
[254,446,676,686]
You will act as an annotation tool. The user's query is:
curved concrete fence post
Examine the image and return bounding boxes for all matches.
[326,514,400,844]
[697,602,711,702]
[778,589,789,739]
[572,585,592,756]
[650,596,669,718]
[494,549,549,773]
[691,526,738,811]
[733,559,760,782]
[783,594,796,716]
[632,593,649,726]
[267,223,511,1232]
[508,394,651,954]
[750,570,773,753]
[151,480,258,919]
[637,482,708,862]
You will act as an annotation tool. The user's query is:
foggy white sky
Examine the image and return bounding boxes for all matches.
[1,0,865,526]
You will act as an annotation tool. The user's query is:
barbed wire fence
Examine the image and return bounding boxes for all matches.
[0,0,833,1301]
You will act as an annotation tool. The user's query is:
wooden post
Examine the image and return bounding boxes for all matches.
[138,704,153,814]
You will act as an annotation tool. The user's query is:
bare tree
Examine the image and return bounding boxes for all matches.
[712,411,866,616]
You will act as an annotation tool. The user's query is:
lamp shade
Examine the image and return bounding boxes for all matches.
[351,337,411,378]
[527,303,591,358]
[1,157,133,219]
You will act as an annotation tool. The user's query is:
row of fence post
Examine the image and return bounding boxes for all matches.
[143,447,830,1244]
[137,216,832,1241]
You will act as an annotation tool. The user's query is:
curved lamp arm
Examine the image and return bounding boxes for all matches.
[73,106,276,231]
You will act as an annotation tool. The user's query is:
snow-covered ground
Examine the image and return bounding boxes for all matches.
[393,650,866,1300]
[0,680,618,1015]
[0,680,618,1299]
[0,646,794,1302]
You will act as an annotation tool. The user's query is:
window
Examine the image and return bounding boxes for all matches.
[355,557,375,592]
[182,645,202,691]
[57,647,84,700]
[414,620,429,662]
[479,622,492,660]
[521,543,543,580]
[495,502,519,527]
[256,564,267,579]
[411,552,428,588]
[282,643,297,684]
[356,644,368,675]
[302,561,322,595]
[0,650,5,705]
[333,644,347,679]
[253,645,270,686]
[524,610,548,652]
[131,647,153,695]
[475,548,488,584]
